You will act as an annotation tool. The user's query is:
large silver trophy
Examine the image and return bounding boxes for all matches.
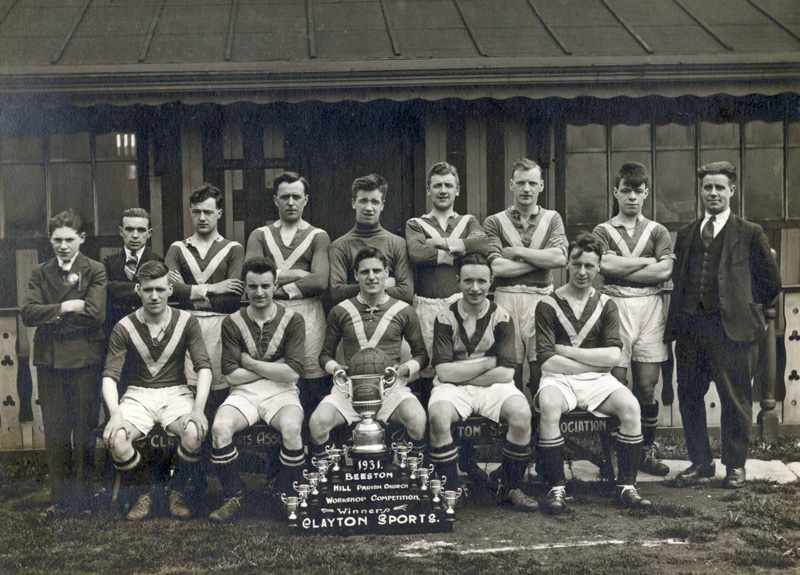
[333,347,398,458]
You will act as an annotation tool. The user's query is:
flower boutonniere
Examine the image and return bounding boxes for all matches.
[65,272,81,287]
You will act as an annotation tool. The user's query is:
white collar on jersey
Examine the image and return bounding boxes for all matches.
[356,292,391,313]
[273,219,310,230]
[185,234,224,246]
[609,214,645,228]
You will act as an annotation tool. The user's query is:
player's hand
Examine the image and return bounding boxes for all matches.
[501,246,520,260]
[60,299,85,314]
[103,414,131,449]
[425,237,447,250]
[169,270,185,284]
[394,363,411,380]
[182,409,208,442]
[208,278,245,295]
[384,277,396,289]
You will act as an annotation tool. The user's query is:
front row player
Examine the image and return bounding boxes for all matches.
[102,261,211,521]
[428,254,538,510]
[209,257,307,522]
[309,247,429,461]
[534,234,652,515]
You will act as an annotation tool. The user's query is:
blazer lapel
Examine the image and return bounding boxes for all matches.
[720,214,742,266]
[59,253,90,301]
[681,219,703,276]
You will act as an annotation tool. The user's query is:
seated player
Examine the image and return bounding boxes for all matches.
[102,261,211,521]
[428,254,538,510]
[534,234,652,515]
[209,257,307,522]
[309,247,428,460]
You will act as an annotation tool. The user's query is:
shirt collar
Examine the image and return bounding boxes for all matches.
[423,210,459,221]
[273,219,310,230]
[703,208,730,226]
[185,234,223,246]
[609,214,645,228]
[58,252,80,272]
[507,205,541,220]
[125,246,145,262]
[356,292,390,312]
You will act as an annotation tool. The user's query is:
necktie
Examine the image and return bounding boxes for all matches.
[701,216,715,249]
[124,257,138,281]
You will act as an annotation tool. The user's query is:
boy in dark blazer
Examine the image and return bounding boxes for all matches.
[21,210,108,513]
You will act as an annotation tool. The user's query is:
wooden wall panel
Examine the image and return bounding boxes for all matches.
[0,316,21,449]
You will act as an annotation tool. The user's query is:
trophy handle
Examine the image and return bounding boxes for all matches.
[441,475,447,486]
[383,366,398,395]
[293,481,300,491]
[332,369,351,397]
[325,444,335,455]
[303,469,310,480]
[280,493,288,503]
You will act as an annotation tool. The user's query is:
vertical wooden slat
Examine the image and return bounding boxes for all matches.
[0,316,22,449]
[15,249,43,448]
[465,115,488,223]
[27,327,44,448]
[783,291,800,425]
[224,170,235,238]
[780,229,800,285]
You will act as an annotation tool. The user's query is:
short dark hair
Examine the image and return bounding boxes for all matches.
[353,247,388,272]
[614,162,649,189]
[567,233,604,261]
[48,210,83,236]
[426,162,460,188]
[510,158,542,180]
[120,207,151,227]
[189,183,223,208]
[698,161,737,185]
[456,253,491,275]
[351,173,388,202]
[273,171,310,196]
[242,256,277,280]
[136,260,171,284]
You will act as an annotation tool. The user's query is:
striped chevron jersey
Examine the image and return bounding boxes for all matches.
[103,308,212,388]
[431,301,517,369]
[535,289,622,366]
[319,294,428,371]
[221,305,306,378]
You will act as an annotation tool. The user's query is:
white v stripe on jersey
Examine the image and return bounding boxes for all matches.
[599,221,657,258]
[496,210,555,250]
[540,293,608,348]
[412,215,473,241]
[339,299,408,349]
[230,308,296,361]
[171,240,240,285]
[261,226,322,271]
[118,309,190,378]
[495,211,523,247]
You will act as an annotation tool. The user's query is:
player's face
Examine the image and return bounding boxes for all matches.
[49,226,85,263]
[613,179,648,217]
[136,275,173,315]
[567,250,600,290]
[457,263,492,306]
[428,173,459,211]
[190,197,222,236]
[119,216,151,252]
[356,257,388,297]
[352,189,384,227]
[700,174,734,215]
[274,181,307,224]
[245,270,276,310]
[510,167,543,209]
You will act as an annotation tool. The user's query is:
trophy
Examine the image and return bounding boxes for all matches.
[443,488,463,517]
[332,348,398,458]
[417,465,433,491]
[293,482,311,508]
[325,445,344,473]
[281,494,300,524]
[391,441,412,469]
[430,477,446,504]
[407,456,421,480]
[312,457,330,484]
[303,470,321,496]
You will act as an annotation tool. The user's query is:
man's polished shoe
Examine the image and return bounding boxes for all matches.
[677,461,716,480]
[724,467,746,489]
[506,488,539,512]
[542,486,567,515]
[617,485,652,508]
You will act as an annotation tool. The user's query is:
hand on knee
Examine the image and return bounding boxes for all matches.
[109,429,134,462]
[180,423,203,453]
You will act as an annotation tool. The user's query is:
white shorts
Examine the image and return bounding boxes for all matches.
[612,295,668,367]
[319,384,419,426]
[119,385,196,437]
[429,381,524,423]
[413,293,462,378]
[534,372,627,417]
[281,297,327,379]
[494,289,549,363]
[220,379,303,427]
[184,312,227,390]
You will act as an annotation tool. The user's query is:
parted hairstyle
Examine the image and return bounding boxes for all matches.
[48,209,83,236]
[189,183,223,208]
[120,207,151,227]
[567,233,604,261]
[510,158,543,179]
[456,253,491,275]
[426,162,460,188]
[353,246,388,272]
[698,161,737,184]
[242,256,277,280]
[273,171,310,196]
[614,162,649,189]
[136,260,171,284]
[351,173,388,201]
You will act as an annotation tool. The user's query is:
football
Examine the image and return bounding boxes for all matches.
[348,347,392,376]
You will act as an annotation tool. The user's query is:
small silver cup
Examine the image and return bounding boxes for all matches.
[293,481,311,508]
[417,466,433,491]
[430,476,446,504]
[303,470,321,496]
[312,457,330,483]
[391,442,412,468]
[281,493,300,522]
[443,488,463,516]
[407,456,421,480]
[325,446,344,472]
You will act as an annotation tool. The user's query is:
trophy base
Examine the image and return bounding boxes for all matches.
[350,418,389,460]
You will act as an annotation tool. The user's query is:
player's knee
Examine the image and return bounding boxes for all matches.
[428,408,453,441]
[179,425,203,453]
[108,429,133,460]
[211,417,236,448]
[404,409,427,440]
[308,409,332,443]
[506,404,532,435]
[618,396,641,429]
[537,392,564,424]
[280,418,303,445]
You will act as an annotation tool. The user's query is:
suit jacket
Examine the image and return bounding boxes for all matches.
[665,214,781,343]
[20,252,108,369]
[103,247,162,332]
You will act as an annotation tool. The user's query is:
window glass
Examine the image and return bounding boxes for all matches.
[96,162,139,235]
[2,135,42,163]
[744,122,783,220]
[655,124,696,223]
[49,133,90,162]
[788,123,800,219]
[49,163,94,230]
[96,132,137,161]
[566,153,607,225]
[2,165,47,237]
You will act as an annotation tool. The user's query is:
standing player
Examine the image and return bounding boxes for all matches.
[208,257,306,522]
[165,184,244,411]
[329,174,413,305]
[592,163,674,476]
[428,254,538,511]
[309,247,428,460]
[534,235,651,515]
[246,172,330,415]
[484,158,568,392]
[102,261,211,520]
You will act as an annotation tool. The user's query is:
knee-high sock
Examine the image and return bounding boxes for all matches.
[115,449,148,491]
[171,444,202,493]
[537,436,565,487]
[616,432,643,484]
[501,440,531,491]
[429,442,460,490]
[211,444,244,498]
[407,433,427,461]
[640,402,659,447]
[277,446,307,496]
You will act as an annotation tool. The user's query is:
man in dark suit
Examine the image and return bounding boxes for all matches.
[103,208,162,335]
[21,209,108,513]
[665,162,781,488]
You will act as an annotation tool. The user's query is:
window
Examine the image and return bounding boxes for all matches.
[655,123,696,224]
[565,124,607,225]
[1,134,47,238]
